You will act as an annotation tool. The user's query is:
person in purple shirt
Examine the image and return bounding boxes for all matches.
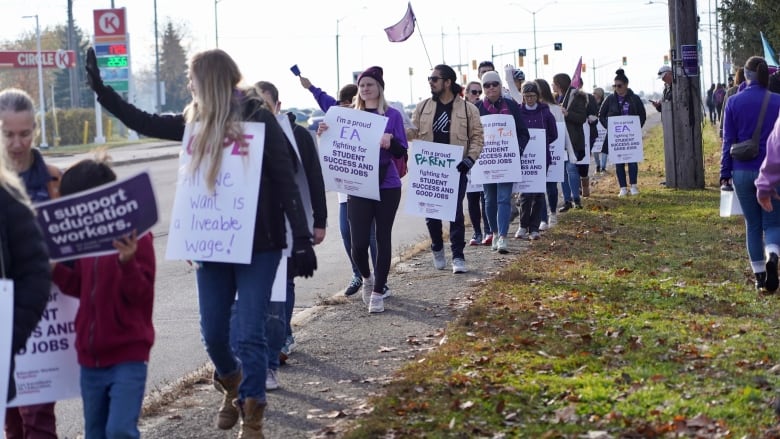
[317,66,407,313]
[720,56,780,293]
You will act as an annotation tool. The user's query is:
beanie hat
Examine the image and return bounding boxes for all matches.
[482,71,501,86]
[513,69,525,81]
[358,66,384,89]
[521,82,539,95]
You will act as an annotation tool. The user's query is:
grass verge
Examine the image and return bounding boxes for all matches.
[345,123,780,437]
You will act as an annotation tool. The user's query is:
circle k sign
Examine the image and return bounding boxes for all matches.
[93,8,127,38]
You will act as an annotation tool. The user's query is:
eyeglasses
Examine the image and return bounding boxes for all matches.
[483,82,500,89]
[469,89,482,95]
[613,84,624,89]
[523,93,538,99]
[428,76,442,82]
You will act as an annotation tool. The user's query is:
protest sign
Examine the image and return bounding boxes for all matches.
[591,122,607,153]
[318,106,386,201]
[607,115,643,164]
[166,122,264,264]
[403,141,464,222]
[470,114,523,184]
[35,172,158,262]
[8,285,80,407]
[0,280,12,426]
[547,122,566,183]
[513,129,547,193]
[466,172,483,193]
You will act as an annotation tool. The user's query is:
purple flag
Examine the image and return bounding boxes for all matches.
[571,57,583,89]
[384,2,416,43]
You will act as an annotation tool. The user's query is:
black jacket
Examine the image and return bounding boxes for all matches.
[598,88,647,154]
[96,87,312,252]
[1,186,50,401]
[285,112,327,230]
[561,88,589,160]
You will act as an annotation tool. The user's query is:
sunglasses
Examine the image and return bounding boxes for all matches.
[469,89,482,95]
[484,81,500,89]
[614,84,624,89]
[428,76,442,82]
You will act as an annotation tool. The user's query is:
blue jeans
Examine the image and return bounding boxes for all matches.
[81,362,147,439]
[615,162,638,187]
[265,277,295,371]
[340,202,377,278]
[541,182,559,222]
[427,173,468,259]
[561,161,581,203]
[595,152,608,170]
[733,170,780,265]
[197,250,281,402]
[466,191,491,237]
[483,182,514,237]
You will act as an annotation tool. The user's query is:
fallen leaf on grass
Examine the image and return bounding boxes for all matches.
[378,346,397,353]
[459,400,474,410]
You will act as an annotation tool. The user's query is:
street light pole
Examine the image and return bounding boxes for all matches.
[336,18,341,92]
[23,14,48,148]
[214,0,222,48]
[154,0,161,112]
[512,2,557,79]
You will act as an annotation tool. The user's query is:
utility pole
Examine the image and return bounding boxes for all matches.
[663,0,704,189]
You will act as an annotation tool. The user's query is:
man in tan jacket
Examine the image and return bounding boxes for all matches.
[407,64,484,274]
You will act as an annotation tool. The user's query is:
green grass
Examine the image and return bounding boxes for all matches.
[345,123,780,437]
[40,137,162,156]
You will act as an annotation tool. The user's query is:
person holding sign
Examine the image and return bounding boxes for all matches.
[0,87,59,439]
[534,79,566,230]
[407,64,485,271]
[475,71,529,254]
[0,134,50,437]
[723,56,780,293]
[317,66,407,313]
[553,73,589,211]
[85,47,316,437]
[51,155,156,439]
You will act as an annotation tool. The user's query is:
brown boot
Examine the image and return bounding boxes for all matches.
[581,177,590,197]
[213,369,242,430]
[236,398,267,439]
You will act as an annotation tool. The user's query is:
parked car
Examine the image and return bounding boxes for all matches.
[308,116,325,132]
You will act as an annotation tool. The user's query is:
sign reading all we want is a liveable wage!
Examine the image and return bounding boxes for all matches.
[318,106,387,201]
[404,140,464,222]
[607,115,643,164]
[166,122,265,264]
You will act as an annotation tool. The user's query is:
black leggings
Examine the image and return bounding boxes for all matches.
[348,188,402,294]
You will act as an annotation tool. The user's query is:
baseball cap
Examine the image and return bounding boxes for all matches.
[657,65,672,78]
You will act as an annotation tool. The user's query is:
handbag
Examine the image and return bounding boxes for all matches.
[730,91,771,161]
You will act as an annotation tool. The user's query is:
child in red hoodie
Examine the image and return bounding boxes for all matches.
[51,156,155,439]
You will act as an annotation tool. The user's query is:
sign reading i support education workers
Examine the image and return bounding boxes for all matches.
[35,172,158,262]
[0,280,12,427]
[547,121,566,183]
[607,115,643,164]
[470,114,523,184]
[318,106,386,201]
[512,128,547,193]
[166,122,264,264]
[404,140,464,222]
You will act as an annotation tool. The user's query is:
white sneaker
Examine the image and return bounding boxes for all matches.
[361,276,374,305]
[539,221,549,231]
[529,231,541,240]
[618,187,628,197]
[630,185,639,195]
[497,236,508,254]
[381,284,392,299]
[368,292,384,313]
[548,214,557,227]
[491,233,499,251]
[266,369,280,391]
[452,258,468,273]
[432,249,446,270]
[514,227,528,239]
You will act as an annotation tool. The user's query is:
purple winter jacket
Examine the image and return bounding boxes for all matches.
[519,102,557,167]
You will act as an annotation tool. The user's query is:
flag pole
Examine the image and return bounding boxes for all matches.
[414,17,433,69]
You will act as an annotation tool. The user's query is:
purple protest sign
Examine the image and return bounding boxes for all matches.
[35,172,158,262]
[681,44,699,77]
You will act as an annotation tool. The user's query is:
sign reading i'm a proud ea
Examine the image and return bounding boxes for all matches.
[607,115,643,164]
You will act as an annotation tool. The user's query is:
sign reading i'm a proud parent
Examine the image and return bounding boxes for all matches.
[404,141,464,222]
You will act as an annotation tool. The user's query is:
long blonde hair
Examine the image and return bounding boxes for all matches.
[183,49,245,192]
[0,134,33,211]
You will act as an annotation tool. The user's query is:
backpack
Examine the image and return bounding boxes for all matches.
[392,154,408,178]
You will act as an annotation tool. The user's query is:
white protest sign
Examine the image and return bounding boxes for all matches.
[466,172,483,193]
[270,256,288,302]
[8,285,80,406]
[512,129,547,193]
[166,122,265,264]
[318,106,386,201]
[0,279,12,427]
[607,115,643,164]
[578,123,593,165]
[470,114,523,184]
[547,121,566,183]
[592,122,607,153]
[404,141,464,222]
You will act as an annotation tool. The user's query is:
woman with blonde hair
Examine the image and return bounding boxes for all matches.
[85,47,316,438]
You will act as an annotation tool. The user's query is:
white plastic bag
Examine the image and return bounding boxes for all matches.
[720,186,743,217]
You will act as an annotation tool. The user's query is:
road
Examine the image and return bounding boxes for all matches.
[52,156,433,438]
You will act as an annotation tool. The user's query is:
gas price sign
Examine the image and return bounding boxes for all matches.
[94,42,129,92]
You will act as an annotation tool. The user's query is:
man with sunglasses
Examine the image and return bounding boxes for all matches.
[407,64,484,274]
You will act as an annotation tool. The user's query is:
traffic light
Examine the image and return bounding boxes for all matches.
[518,49,527,57]
[581,63,586,72]
[622,56,627,66]
[663,54,669,65]
[471,59,477,70]
[462,74,468,84]
[409,67,413,75]
[518,56,524,67]
[554,42,562,51]
[543,54,549,65]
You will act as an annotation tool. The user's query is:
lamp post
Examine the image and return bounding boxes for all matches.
[23,14,47,148]
[214,0,224,48]
[513,2,558,78]
[154,0,161,112]
[335,8,366,93]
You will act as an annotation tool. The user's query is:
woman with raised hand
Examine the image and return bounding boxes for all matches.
[85,47,316,438]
